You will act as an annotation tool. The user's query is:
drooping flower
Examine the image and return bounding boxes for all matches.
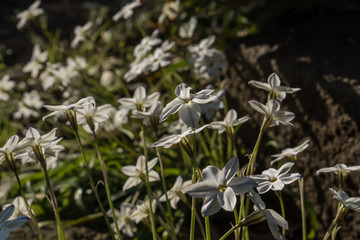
[329,188,360,212]
[271,139,310,165]
[185,157,256,216]
[248,99,295,128]
[249,73,301,102]
[16,0,44,30]
[0,75,15,102]
[22,44,48,78]
[159,176,192,209]
[0,205,29,239]
[113,0,141,21]
[107,203,136,237]
[250,162,301,194]
[121,156,160,191]
[130,199,157,224]
[159,83,217,128]
[246,191,288,240]
[118,86,160,112]
[71,21,93,48]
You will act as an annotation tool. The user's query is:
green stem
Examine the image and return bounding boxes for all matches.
[140,126,157,240]
[220,222,244,240]
[323,205,348,240]
[275,191,286,236]
[155,147,177,239]
[190,133,197,240]
[298,178,307,240]
[91,131,122,240]
[73,130,116,239]
[8,158,44,240]
[40,161,66,240]
[246,122,265,176]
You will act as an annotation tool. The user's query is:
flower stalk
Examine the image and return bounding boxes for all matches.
[91,130,122,240]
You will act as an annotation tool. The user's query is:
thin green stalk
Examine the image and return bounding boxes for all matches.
[155,147,177,239]
[40,161,66,240]
[298,178,307,240]
[234,207,240,240]
[275,191,286,236]
[220,222,244,240]
[6,157,44,240]
[183,201,205,239]
[190,133,197,240]
[140,126,157,240]
[323,205,348,240]
[73,130,116,239]
[91,131,122,240]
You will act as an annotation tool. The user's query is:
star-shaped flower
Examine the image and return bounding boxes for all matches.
[16,0,44,30]
[22,44,48,78]
[249,99,295,128]
[121,156,160,191]
[107,203,136,237]
[317,164,360,175]
[0,75,15,102]
[118,86,160,112]
[71,21,93,48]
[271,139,310,165]
[130,199,157,224]
[112,0,141,21]
[250,162,301,194]
[159,83,217,128]
[249,73,301,102]
[159,176,192,209]
[185,157,256,216]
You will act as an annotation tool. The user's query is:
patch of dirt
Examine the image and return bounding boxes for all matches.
[224,6,360,240]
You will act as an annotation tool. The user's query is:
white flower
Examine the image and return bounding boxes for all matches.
[151,125,209,149]
[133,30,162,59]
[193,50,227,80]
[14,90,44,119]
[210,109,250,134]
[130,199,157,224]
[317,164,360,175]
[249,99,295,128]
[71,21,93,48]
[250,162,301,194]
[113,0,141,21]
[2,197,33,220]
[159,176,192,209]
[248,73,301,102]
[147,41,175,72]
[121,156,160,191]
[329,188,360,212]
[0,205,29,240]
[100,70,114,87]
[123,59,149,82]
[23,44,48,78]
[188,36,216,58]
[16,0,44,30]
[118,86,160,113]
[159,83,217,128]
[42,96,94,121]
[107,203,136,237]
[247,191,288,240]
[76,98,113,133]
[158,0,180,23]
[185,157,256,216]
[200,88,225,120]
[271,139,310,165]
[179,17,197,39]
[0,75,15,101]
[17,128,64,167]
[0,136,31,165]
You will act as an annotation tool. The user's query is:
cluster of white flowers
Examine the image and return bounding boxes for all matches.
[124,30,175,82]
[188,36,228,80]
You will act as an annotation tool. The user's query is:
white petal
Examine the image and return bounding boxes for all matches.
[178,104,201,128]
[159,98,183,122]
[248,80,271,91]
[217,188,236,211]
[221,157,239,184]
[201,195,221,217]
[121,166,137,176]
[184,181,218,198]
[268,73,281,87]
[228,177,257,194]
[202,165,221,182]
[224,109,237,124]
[123,177,141,191]
[248,100,268,116]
